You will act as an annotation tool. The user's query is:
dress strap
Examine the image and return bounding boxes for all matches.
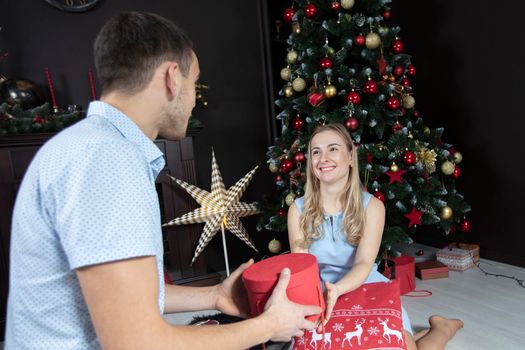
[294,196,305,214]
[362,191,372,209]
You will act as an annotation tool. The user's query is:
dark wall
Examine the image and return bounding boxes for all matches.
[1,0,524,268]
[391,1,525,266]
[0,0,274,270]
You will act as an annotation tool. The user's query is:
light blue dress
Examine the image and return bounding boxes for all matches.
[294,192,413,334]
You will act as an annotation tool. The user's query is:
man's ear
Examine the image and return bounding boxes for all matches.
[165,62,180,98]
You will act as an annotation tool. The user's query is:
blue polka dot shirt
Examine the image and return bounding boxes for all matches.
[5,101,166,349]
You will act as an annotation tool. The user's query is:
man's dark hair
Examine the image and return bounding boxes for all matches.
[94,11,194,95]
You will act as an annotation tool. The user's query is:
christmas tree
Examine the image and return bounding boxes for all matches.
[257,0,471,258]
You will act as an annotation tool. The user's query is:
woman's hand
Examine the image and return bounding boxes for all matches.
[319,281,340,331]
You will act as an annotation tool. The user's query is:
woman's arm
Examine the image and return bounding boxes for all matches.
[321,197,385,326]
[288,203,309,253]
[334,196,385,293]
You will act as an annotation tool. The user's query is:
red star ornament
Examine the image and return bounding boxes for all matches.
[404,207,423,228]
[386,169,406,184]
[377,55,387,75]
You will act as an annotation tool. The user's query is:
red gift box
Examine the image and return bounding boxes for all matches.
[415,260,449,280]
[293,280,406,350]
[242,253,325,323]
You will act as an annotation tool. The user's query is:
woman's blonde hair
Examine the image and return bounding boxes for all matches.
[299,123,365,247]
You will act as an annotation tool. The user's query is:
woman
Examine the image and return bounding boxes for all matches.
[288,123,463,349]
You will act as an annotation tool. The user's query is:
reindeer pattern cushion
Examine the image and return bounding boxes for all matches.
[293,280,407,350]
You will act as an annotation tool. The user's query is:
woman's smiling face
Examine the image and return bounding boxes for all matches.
[309,129,353,186]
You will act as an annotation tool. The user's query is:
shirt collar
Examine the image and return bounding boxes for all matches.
[86,101,165,176]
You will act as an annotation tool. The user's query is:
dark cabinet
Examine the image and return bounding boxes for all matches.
[0,132,220,341]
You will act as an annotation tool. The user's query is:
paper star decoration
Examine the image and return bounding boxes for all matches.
[404,207,424,228]
[386,169,406,184]
[163,150,259,264]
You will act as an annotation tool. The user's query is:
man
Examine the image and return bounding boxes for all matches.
[5,12,319,349]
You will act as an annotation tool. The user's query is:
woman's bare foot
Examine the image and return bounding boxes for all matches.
[428,315,464,339]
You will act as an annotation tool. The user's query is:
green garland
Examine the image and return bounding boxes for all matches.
[0,102,83,135]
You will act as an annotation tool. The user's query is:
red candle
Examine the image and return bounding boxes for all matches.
[44,67,58,109]
[88,69,97,101]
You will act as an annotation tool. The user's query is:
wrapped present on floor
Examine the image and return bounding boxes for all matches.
[415,260,449,280]
[448,243,480,263]
[436,248,474,271]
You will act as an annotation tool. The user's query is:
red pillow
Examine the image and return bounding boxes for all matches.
[293,279,407,350]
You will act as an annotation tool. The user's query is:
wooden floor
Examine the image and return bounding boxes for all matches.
[2,258,523,349]
[402,258,525,349]
[163,258,525,350]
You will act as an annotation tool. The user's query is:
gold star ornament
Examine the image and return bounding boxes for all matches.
[163,149,259,265]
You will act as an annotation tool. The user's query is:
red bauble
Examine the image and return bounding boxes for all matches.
[365,152,373,164]
[345,91,361,105]
[308,90,325,107]
[283,8,295,22]
[293,151,305,164]
[33,116,45,124]
[275,174,283,183]
[413,110,420,118]
[374,191,386,203]
[459,219,471,233]
[331,1,341,11]
[345,117,359,131]
[363,79,378,94]
[453,166,461,179]
[355,35,365,46]
[279,159,294,174]
[407,64,417,77]
[401,77,411,87]
[392,122,403,133]
[402,150,417,165]
[292,117,305,131]
[386,96,400,110]
[319,57,333,70]
[393,65,404,76]
[391,39,404,54]
[277,207,287,217]
[305,3,318,18]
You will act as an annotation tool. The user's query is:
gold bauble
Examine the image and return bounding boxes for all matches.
[326,46,335,56]
[269,163,279,173]
[441,161,455,175]
[285,192,296,206]
[390,162,399,172]
[365,32,381,50]
[402,95,416,109]
[268,238,282,254]
[283,84,294,98]
[292,77,306,92]
[453,152,463,164]
[324,84,337,98]
[280,67,292,81]
[286,50,298,64]
[341,0,355,10]
[440,206,453,220]
[423,126,431,135]
[292,22,301,34]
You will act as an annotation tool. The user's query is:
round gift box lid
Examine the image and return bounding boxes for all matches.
[243,253,319,292]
